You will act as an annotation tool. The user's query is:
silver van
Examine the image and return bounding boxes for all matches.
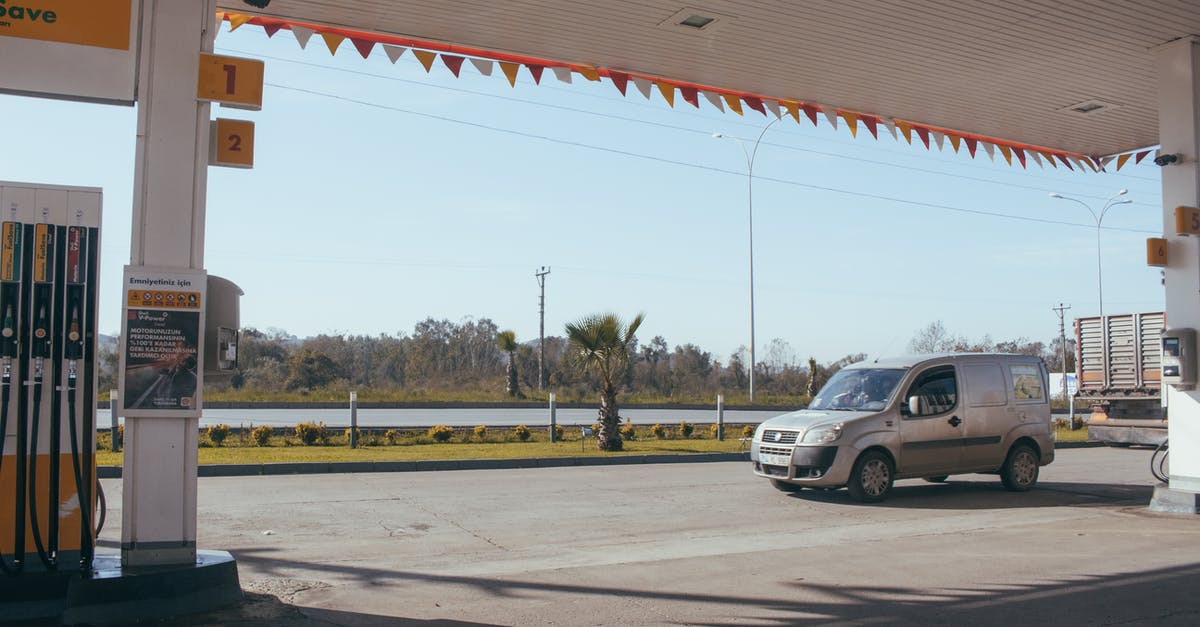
[750,353,1055,502]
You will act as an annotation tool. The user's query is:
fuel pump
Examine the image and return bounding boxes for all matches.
[0,182,100,579]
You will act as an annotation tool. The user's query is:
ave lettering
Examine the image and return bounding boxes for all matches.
[0,1,58,23]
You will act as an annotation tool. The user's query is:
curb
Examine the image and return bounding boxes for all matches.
[97,452,751,479]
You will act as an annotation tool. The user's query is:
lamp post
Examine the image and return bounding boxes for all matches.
[713,117,781,404]
[1049,189,1132,320]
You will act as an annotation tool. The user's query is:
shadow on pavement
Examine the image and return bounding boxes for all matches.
[783,479,1154,510]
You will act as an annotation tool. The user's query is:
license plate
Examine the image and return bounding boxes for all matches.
[760,453,791,467]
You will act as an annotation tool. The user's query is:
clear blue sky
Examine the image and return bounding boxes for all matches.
[0,26,1165,364]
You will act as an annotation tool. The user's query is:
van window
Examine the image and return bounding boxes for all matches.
[903,365,957,417]
[963,364,1006,407]
[1010,364,1045,401]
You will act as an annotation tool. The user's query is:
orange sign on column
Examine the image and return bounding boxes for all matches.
[210,119,255,169]
[197,53,264,110]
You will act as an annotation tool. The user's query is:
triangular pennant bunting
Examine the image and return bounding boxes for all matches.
[1056,154,1074,170]
[703,91,725,112]
[1135,150,1151,164]
[882,117,898,139]
[609,72,630,96]
[932,131,945,151]
[839,111,858,137]
[383,45,406,63]
[321,32,345,55]
[655,82,675,107]
[823,108,838,129]
[1041,151,1058,168]
[527,64,544,84]
[984,142,996,160]
[783,101,800,123]
[291,25,314,49]
[861,115,879,139]
[765,100,782,119]
[500,61,520,86]
[1030,151,1043,168]
[414,49,438,72]
[896,120,912,144]
[949,134,962,153]
[442,54,466,77]
[1099,156,1115,171]
[263,23,282,38]
[470,57,493,76]
[723,94,744,115]
[577,66,600,81]
[681,86,699,108]
[351,38,375,59]
[228,13,253,31]
[1014,147,1027,169]
[965,137,978,157]
[633,77,653,100]
[552,66,572,83]
[744,97,767,116]
[1116,153,1132,170]
[914,126,931,149]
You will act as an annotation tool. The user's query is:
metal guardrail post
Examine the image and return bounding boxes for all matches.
[349,391,358,448]
[549,392,556,443]
[717,394,724,441]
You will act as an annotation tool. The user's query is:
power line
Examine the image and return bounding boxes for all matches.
[266,81,1158,235]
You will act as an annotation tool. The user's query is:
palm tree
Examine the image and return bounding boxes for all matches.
[496,330,520,397]
[564,312,645,451]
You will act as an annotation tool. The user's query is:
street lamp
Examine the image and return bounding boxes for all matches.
[1049,189,1132,319]
[713,117,781,404]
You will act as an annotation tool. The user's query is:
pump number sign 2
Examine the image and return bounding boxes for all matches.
[119,266,207,417]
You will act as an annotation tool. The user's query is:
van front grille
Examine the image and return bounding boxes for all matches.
[759,445,792,456]
[761,430,799,444]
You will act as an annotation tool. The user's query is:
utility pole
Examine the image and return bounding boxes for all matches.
[536,266,550,390]
[1053,303,1072,400]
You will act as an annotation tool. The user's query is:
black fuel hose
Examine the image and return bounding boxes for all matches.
[26,359,54,569]
[0,362,18,575]
[1151,439,1170,484]
[66,362,93,568]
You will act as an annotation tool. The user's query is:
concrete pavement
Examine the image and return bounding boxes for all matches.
[96,446,1200,625]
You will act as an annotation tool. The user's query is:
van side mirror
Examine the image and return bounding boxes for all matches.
[907,396,921,416]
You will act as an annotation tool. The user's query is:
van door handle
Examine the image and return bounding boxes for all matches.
[948,416,962,427]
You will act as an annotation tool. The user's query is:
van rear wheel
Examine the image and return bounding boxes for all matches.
[1000,444,1039,491]
[847,451,893,503]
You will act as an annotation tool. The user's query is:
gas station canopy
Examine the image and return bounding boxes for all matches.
[218,0,1198,160]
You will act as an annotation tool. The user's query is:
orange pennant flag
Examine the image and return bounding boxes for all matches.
[839,112,858,138]
[948,134,962,153]
[656,82,675,107]
[722,94,744,115]
[782,101,801,123]
[1041,151,1058,168]
[320,32,345,55]
[227,13,253,31]
[1116,153,1132,171]
[895,120,913,144]
[499,62,521,86]
[414,50,438,72]
[998,144,1013,165]
[577,66,601,81]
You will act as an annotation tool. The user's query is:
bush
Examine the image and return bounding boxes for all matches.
[428,424,454,442]
[709,423,720,438]
[344,427,363,444]
[251,425,273,447]
[551,424,564,441]
[295,422,328,446]
[620,424,637,440]
[206,424,231,447]
[513,424,531,441]
[385,429,401,445]
[678,421,694,438]
[1053,418,1068,430]
[473,424,489,441]
[742,425,756,438]
[650,423,666,439]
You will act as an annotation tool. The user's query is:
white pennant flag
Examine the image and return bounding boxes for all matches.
[822,108,838,130]
[1030,152,1044,168]
[291,25,314,49]
[983,142,996,160]
[382,45,406,64]
[932,131,945,151]
[632,77,653,100]
[1099,156,1114,171]
[702,91,725,112]
[764,100,782,120]
[552,67,572,83]
[882,118,898,140]
[1067,155,1085,171]
[469,58,493,76]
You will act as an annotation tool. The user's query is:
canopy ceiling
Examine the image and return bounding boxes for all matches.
[216,0,1200,159]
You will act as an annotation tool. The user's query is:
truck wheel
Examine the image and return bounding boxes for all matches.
[770,479,803,492]
[1000,444,1039,491]
[847,451,893,503]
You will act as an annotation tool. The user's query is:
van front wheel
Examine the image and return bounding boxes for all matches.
[847,451,893,503]
[1000,444,1039,491]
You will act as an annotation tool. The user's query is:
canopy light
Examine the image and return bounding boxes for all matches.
[679,15,716,29]
[1062,99,1118,115]
[659,7,734,33]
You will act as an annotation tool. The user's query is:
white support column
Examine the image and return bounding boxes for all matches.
[121,0,216,567]
[1155,36,1200,509]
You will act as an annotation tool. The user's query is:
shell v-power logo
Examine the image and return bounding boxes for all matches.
[0,0,131,50]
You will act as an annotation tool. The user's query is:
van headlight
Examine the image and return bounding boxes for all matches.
[802,423,843,444]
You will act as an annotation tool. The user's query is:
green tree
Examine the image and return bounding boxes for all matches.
[285,348,343,390]
[496,329,521,397]
[565,312,645,451]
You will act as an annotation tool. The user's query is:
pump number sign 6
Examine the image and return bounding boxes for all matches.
[196,53,263,110]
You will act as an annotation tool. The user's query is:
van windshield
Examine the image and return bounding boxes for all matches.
[810,368,906,411]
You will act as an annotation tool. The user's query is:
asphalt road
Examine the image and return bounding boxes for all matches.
[96,446,1200,625]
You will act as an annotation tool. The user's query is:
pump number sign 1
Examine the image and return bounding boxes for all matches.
[119,266,207,418]
[196,53,264,110]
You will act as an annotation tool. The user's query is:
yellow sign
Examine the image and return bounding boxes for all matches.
[197,53,264,111]
[126,289,201,310]
[1146,238,1168,267]
[210,119,255,168]
[0,0,132,50]
[1174,206,1200,236]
